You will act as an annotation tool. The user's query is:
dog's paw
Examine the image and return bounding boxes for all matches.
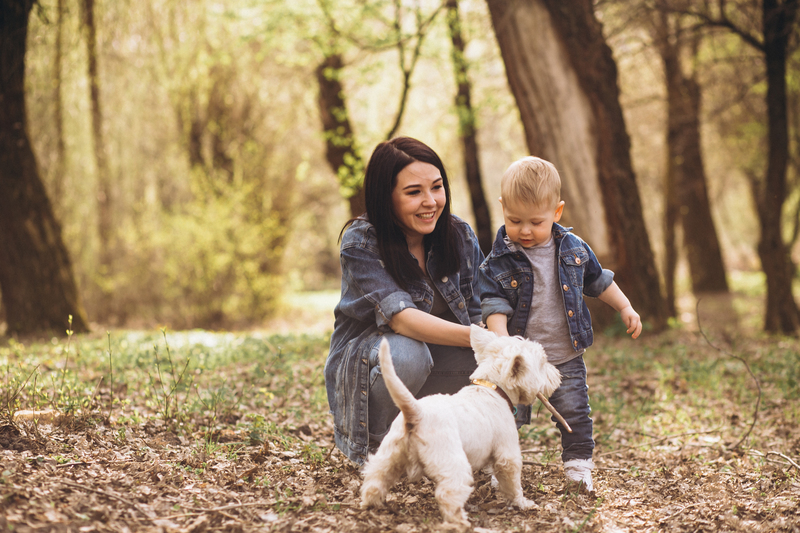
[514,497,538,511]
[360,487,386,509]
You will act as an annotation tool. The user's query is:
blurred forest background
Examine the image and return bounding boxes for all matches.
[1,0,800,336]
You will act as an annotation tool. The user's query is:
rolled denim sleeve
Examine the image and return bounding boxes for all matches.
[480,297,514,324]
[374,291,417,329]
[581,240,614,298]
[338,228,418,330]
[478,261,514,324]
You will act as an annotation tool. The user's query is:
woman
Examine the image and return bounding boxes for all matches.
[325,137,485,465]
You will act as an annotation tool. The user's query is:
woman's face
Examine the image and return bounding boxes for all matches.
[391,161,446,243]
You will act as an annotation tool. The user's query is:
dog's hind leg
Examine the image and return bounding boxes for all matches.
[422,451,473,526]
[491,455,536,510]
[360,433,407,509]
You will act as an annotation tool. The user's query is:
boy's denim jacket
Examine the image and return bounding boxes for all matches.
[478,223,614,352]
[325,216,484,465]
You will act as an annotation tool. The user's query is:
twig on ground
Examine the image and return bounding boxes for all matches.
[522,460,546,466]
[55,461,90,468]
[159,500,357,520]
[696,299,761,450]
[57,480,153,518]
[661,501,703,522]
[749,449,800,472]
[767,451,800,471]
[597,428,722,456]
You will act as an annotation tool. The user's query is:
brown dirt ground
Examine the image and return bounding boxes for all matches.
[1,330,799,532]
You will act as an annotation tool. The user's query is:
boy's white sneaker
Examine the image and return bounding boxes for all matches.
[564,458,595,493]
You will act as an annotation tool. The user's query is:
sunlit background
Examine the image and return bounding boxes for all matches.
[16,0,800,330]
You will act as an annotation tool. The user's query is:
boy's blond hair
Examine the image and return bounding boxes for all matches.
[500,156,561,208]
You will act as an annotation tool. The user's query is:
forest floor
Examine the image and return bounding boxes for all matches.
[1,291,799,532]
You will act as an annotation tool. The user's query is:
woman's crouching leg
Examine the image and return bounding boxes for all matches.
[367,333,433,447]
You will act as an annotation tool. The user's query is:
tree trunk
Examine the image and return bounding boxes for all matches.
[758,0,800,333]
[654,9,729,305]
[316,53,365,218]
[81,0,112,273]
[446,0,492,254]
[0,0,90,336]
[663,136,679,318]
[52,0,66,209]
[485,0,667,330]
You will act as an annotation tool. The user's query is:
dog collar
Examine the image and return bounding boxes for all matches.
[470,379,517,415]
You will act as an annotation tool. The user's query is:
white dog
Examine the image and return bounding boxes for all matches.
[360,324,564,527]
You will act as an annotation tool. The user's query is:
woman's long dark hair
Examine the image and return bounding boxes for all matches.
[343,137,462,290]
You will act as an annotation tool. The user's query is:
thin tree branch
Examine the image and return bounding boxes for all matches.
[384,1,444,140]
[664,0,764,51]
[696,299,761,450]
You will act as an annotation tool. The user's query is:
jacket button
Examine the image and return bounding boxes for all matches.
[575,257,581,265]
[360,422,366,427]
[362,390,367,396]
[563,284,569,291]
[362,358,368,364]
[511,280,518,288]
[442,276,448,282]
[568,310,574,317]
[573,340,578,347]
[458,302,464,309]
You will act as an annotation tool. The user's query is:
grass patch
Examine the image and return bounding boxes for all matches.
[0,329,332,443]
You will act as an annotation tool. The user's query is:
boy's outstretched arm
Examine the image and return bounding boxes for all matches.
[598,282,642,339]
[486,313,510,336]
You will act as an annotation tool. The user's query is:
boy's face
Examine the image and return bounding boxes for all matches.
[500,198,564,248]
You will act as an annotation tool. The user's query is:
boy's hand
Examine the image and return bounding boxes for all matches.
[620,306,642,339]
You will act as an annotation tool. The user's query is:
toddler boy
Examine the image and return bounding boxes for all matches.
[478,156,642,493]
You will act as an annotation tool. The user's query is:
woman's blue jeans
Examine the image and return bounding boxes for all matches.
[366,332,477,446]
[547,355,594,462]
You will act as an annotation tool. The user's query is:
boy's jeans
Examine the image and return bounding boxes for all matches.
[548,355,594,462]
[366,332,477,446]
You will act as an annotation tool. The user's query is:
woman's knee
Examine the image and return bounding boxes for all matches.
[369,333,433,388]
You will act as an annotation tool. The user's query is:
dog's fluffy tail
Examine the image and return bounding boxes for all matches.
[378,338,423,431]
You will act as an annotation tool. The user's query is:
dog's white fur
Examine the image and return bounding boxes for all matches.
[360,324,562,526]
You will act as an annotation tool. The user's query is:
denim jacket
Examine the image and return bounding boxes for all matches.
[478,223,613,352]
[325,215,484,464]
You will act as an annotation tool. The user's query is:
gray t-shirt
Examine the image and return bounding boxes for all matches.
[512,237,584,365]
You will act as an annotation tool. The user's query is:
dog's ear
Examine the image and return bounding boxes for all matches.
[501,353,528,384]
[470,324,496,361]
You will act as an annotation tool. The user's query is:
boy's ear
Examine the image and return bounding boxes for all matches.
[554,200,565,222]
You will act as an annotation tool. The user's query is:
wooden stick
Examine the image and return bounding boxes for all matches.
[536,392,572,433]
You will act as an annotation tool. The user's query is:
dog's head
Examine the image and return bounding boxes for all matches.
[469,324,561,404]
